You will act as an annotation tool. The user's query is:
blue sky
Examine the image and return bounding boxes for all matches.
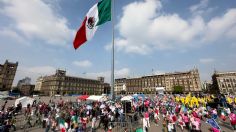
[0,0,236,85]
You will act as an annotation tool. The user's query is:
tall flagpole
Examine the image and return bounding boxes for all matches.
[111,0,115,100]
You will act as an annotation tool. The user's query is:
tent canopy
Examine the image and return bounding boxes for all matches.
[121,95,133,102]
[87,95,107,102]
[156,87,165,94]
[15,96,35,107]
[155,87,165,91]
[133,94,146,101]
[77,95,89,100]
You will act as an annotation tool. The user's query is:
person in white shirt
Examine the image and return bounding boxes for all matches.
[142,114,150,132]
[167,120,174,132]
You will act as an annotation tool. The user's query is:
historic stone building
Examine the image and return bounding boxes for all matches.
[20,84,35,96]
[0,60,18,91]
[41,70,110,96]
[115,78,127,94]
[202,81,213,93]
[212,71,236,94]
[115,68,201,94]
[35,76,43,91]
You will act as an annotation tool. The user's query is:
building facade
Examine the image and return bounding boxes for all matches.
[35,76,44,91]
[20,84,35,96]
[212,71,236,94]
[115,68,201,94]
[202,81,213,93]
[0,60,18,91]
[114,78,127,95]
[41,70,111,96]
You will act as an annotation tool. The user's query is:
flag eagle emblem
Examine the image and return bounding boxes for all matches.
[87,17,96,29]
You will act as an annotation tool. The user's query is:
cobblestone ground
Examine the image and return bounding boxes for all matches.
[1,97,235,132]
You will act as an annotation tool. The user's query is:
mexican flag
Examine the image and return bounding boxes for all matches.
[220,111,226,121]
[73,0,111,49]
[59,119,66,132]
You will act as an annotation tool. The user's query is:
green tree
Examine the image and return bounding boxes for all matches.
[173,86,184,94]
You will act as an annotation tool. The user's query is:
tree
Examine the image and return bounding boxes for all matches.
[173,86,184,94]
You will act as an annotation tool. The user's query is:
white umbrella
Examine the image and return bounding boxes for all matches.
[106,100,114,104]
[121,95,133,102]
[109,105,116,112]
[86,105,92,110]
[15,96,35,107]
[100,104,105,109]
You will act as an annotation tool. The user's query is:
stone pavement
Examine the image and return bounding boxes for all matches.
[1,97,235,132]
[14,115,234,132]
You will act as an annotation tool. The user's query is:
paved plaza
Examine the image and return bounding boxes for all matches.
[0,96,235,132]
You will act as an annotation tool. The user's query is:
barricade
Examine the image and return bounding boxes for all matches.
[111,120,142,132]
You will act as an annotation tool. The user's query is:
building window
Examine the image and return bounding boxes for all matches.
[228,84,231,87]
[222,84,225,88]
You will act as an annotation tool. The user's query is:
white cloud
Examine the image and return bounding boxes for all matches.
[189,0,216,16]
[72,60,92,68]
[190,0,209,12]
[0,0,74,46]
[0,28,28,45]
[199,58,215,64]
[104,44,112,51]
[114,0,236,55]
[83,68,130,83]
[204,9,236,41]
[154,70,165,75]
[14,65,56,85]
[189,0,209,15]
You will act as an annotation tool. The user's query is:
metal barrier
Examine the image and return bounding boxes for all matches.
[110,120,142,132]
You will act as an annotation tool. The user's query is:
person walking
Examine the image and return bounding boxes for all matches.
[142,115,150,132]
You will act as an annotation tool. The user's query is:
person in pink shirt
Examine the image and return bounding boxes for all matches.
[229,111,236,130]
[144,100,149,112]
[183,113,190,130]
[210,127,220,132]
[192,109,199,118]
[144,111,150,128]
[192,117,201,132]
[154,107,160,126]
[177,114,185,131]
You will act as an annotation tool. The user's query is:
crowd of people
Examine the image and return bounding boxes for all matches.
[0,94,236,132]
[137,94,236,132]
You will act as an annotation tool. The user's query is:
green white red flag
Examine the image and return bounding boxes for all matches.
[73,0,111,49]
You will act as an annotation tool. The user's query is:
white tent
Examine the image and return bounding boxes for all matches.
[87,95,107,102]
[156,87,165,94]
[15,96,35,107]
[0,95,10,100]
[121,95,133,102]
